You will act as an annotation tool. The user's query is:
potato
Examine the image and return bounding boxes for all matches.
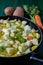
[4,7,14,16]
[13,7,24,17]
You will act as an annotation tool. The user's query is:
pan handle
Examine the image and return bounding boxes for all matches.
[30,56,43,62]
[30,52,43,62]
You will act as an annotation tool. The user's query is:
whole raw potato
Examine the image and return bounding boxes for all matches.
[4,7,14,16]
[13,7,24,17]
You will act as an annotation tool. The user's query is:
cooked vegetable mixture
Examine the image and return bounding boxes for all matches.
[0,19,40,57]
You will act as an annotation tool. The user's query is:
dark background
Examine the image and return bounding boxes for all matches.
[0,0,43,65]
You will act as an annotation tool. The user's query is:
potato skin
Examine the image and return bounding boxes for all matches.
[13,7,24,17]
[4,7,14,16]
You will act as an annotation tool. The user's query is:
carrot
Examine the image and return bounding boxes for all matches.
[27,36,33,40]
[34,14,43,30]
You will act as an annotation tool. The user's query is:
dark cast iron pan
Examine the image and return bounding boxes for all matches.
[0,16,43,64]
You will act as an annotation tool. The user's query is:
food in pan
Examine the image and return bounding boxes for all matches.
[0,19,40,57]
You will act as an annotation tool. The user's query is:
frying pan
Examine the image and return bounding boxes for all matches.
[0,16,43,64]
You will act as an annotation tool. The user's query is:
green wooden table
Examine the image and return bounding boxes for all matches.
[0,0,43,65]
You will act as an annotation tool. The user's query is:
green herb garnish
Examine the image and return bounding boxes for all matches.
[23,5,39,23]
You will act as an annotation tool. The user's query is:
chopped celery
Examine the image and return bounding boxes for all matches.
[0,46,6,51]
[19,37,26,43]
[31,46,37,51]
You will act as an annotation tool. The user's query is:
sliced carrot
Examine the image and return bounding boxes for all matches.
[34,14,43,30]
[27,36,33,40]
